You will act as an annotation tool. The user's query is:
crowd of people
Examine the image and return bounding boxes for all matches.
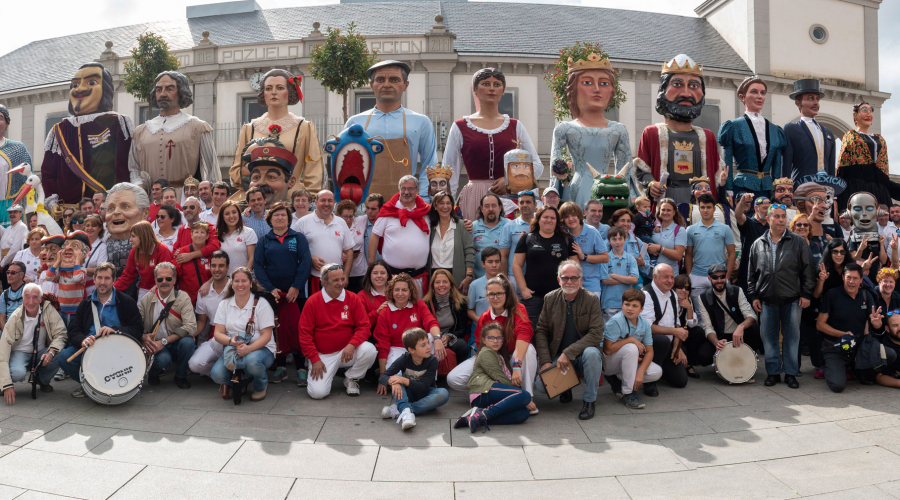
[0,55,898,437]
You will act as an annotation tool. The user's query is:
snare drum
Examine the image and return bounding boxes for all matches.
[80,333,153,405]
[713,341,758,384]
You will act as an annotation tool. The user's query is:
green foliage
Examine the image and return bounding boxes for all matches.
[123,32,180,104]
[544,42,627,121]
[308,22,378,122]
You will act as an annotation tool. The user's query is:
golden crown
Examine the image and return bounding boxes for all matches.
[426,163,453,180]
[689,176,711,185]
[183,175,199,187]
[567,53,614,75]
[661,54,703,77]
[674,140,695,151]
[773,177,793,186]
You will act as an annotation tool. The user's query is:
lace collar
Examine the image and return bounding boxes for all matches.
[464,115,511,134]
[144,112,192,134]
[63,111,117,127]
[253,112,302,136]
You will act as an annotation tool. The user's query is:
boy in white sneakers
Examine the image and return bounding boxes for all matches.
[379,328,449,430]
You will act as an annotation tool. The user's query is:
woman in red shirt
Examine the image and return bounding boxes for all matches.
[358,259,392,331]
[115,221,174,300]
[374,273,445,395]
[175,221,212,305]
[447,274,539,414]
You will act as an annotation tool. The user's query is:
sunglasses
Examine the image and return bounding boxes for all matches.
[755,198,771,205]
[676,285,692,291]
[559,276,581,282]
[5,270,21,275]
[185,205,198,210]
[322,264,344,274]
[659,198,676,204]
[887,310,900,316]
[72,220,85,225]
[156,214,168,219]
[794,223,810,228]
[770,204,788,210]
[518,190,536,196]
[881,268,899,275]
[832,249,847,255]
[156,276,174,283]
[709,274,727,280]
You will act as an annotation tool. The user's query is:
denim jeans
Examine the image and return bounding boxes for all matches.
[211,348,275,392]
[760,301,801,376]
[150,337,196,379]
[9,348,59,385]
[394,386,450,414]
[58,345,84,380]
[472,382,531,425]
[534,346,603,403]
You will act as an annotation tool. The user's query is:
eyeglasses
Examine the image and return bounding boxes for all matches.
[156,276,174,283]
[72,220,84,225]
[5,270,21,275]
[559,275,581,282]
[518,190,536,197]
[794,223,810,228]
[832,249,847,255]
[486,292,506,299]
[185,205,197,210]
[709,274,727,280]
[399,187,417,193]
[484,336,505,342]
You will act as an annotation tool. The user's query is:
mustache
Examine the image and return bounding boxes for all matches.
[71,89,92,98]
[257,185,275,196]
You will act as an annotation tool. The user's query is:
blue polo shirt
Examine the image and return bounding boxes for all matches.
[599,250,638,309]
[603,311,653,345]
[467,275,490,319]
[571,224,609,294]
[499,216,531,276]
[596,223,611,241]
[651,222,687,276]
[472,218,509,279]
[0,284,23,317]
[686,220,734,277]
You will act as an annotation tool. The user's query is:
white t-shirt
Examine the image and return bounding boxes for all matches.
[39,270,57,295]
[292,213,354,277]
[13,248,42,282]
[196,279,230,340]
[16,310,47,353]
[372,200,430,270]
[0,222,26,267]
[214,295,276,353]
[350,216,368,278]
[220,227,258,274]
[430,220,455,269]
[154,224,182,252]
[199,209,219,227]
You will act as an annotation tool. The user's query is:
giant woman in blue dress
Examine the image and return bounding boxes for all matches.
[550,52,634,207]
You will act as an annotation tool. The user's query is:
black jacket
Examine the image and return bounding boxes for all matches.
[783,119,836,183]
[747,229,816,305]
[427,300,469,341]
[67,289,144,348]
[701,284,749,336]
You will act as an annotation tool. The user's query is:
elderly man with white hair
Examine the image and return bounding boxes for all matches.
[172,196,220,266]
[368,175,432,293]
[138,262,196,389]
[0,283,67,404]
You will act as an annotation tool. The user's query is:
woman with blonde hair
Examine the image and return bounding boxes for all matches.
[13,227,46,282]
[114,221,174,300]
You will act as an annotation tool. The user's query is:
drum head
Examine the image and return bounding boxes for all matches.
[82,334,148,395]
[714,342,758,383]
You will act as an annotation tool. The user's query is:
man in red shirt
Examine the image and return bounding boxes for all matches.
[299,263,377,399]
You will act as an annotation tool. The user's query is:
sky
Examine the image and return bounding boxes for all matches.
[2,0,897,170]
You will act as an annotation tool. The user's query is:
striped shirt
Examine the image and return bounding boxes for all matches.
[243,211,270,241]
[46,265,86,315]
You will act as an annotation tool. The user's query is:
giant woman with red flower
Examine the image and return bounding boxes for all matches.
[229,69,323,201]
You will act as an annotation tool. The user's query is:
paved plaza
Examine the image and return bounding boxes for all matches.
[1,362,900,499]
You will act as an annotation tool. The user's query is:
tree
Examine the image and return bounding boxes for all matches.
[307,22,378,122]
[123,32,180,105]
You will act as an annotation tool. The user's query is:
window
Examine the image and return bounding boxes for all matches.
[44,112,69,138]
[242,97,266,124]
[499,89,516,118]
[139,106,160,124]
[693,103,721,137]
[810,24,828,44]
[356,92,376,114]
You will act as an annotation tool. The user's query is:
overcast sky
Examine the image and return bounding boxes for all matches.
[3,0,897,170]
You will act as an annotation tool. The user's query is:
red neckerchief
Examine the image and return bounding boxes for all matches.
[376,193,430,232]
[156,288,181,320]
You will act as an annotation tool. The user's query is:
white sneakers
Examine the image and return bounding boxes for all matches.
[381,404,399,419]
[398,408,416,430]
[344,377,360,396]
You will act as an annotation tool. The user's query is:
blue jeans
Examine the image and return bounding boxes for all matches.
[534,346,602,403]
[472,382,531,425]
[150,337,196,379]
[58,345,85,380]
[394,386,449,414]
[9,348,59,385]
[760,301,801,376]
[210,348,274,392]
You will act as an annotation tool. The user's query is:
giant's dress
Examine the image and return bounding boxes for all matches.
[550,120,633,207]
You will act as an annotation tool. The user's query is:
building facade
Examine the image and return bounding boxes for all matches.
[0,0,887,182]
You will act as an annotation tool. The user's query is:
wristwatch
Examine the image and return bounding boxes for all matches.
[161,338,168,346]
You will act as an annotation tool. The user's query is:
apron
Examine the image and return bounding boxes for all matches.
[365,108,413,201]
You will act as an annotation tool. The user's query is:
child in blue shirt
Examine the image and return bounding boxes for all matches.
[600,226,639,322]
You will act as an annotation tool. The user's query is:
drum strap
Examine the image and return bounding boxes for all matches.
[713,293,745,327]
[151,302,175,337]
[90,303,102,340]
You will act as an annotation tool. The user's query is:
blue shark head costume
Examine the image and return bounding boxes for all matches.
[326,124,384,205]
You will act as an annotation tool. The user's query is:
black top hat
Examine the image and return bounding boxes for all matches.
[789,79,824,100]
[367,60,411,81]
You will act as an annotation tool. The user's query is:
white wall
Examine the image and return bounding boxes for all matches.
[651,83,735,124]
[769,0,865,83]
[31,101,69,168]
[706,0,750,65]
[216,81,251,127]
[116,92,138,124]
[453,74,473,120]
[618,80,636,154]
[6,108,22,143]
[405,73,427,115]
[505,75,539,146]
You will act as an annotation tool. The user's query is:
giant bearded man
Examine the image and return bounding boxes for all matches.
[632,54,727,206]
[41,63,134,204]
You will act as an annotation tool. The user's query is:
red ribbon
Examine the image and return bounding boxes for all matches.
[289,76,304,103]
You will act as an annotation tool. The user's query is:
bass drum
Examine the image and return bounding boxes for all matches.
[713,341,758,384]
[80,333,152,405]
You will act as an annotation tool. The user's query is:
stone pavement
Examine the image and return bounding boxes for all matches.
[1,363,900,499]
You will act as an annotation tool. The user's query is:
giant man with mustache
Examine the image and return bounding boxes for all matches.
[41,63,134,204]
[632,54,727,206]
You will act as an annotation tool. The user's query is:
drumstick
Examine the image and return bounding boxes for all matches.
[67,346,86,363]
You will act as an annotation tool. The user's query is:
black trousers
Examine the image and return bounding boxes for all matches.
[651,329,703,388]
[822,339,898,393]
[800,308,823,369]
[446,336,470,363]
[693,324,763,368]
